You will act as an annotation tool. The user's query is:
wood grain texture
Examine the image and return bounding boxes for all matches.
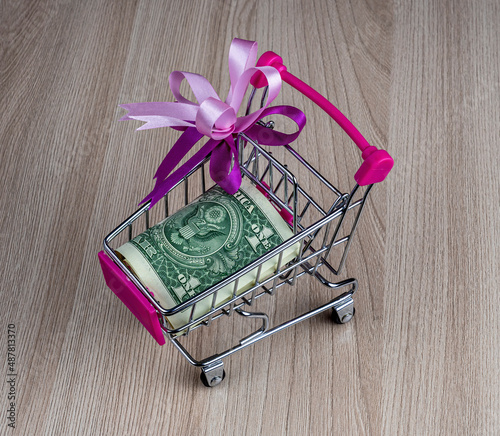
[1,0,498,434]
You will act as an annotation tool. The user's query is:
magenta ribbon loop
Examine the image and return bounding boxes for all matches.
[119,38,306,208]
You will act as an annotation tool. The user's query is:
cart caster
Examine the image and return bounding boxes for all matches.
[331,294,355,324]
[200,362,226,387]
[332,307,355,324]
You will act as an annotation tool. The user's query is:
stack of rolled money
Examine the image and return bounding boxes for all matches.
[117,179,299,330]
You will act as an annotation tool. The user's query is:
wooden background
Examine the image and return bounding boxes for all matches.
[1,0,499,434]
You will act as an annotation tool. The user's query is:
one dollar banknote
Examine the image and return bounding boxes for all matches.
[117,179,299,330]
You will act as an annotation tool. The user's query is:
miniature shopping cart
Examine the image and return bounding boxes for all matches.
[98,50,393,387]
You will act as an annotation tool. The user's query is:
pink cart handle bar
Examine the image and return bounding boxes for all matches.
[250,51,394,186]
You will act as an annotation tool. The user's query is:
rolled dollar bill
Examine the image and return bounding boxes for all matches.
[116,179,299,330]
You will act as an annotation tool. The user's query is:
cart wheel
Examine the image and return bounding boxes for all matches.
[332,307,355,324]
[200,369,226,387]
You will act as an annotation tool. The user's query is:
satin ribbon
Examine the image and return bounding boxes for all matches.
[119,38,306,208]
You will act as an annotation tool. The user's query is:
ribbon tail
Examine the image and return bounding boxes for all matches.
[119,102,198,130]
[140,138,220,208]
[153,127,204,182]
[209,138,241,195]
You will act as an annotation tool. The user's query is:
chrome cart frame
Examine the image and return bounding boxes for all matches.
[100,127,373,387]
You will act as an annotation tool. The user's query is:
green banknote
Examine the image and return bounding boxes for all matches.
[117,179,299,329]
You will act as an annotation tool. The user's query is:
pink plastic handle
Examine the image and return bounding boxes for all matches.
[98,251,165,345]
[251,51,394,185]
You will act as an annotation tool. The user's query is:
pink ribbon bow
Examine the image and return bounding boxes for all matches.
[120,38,306,208]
